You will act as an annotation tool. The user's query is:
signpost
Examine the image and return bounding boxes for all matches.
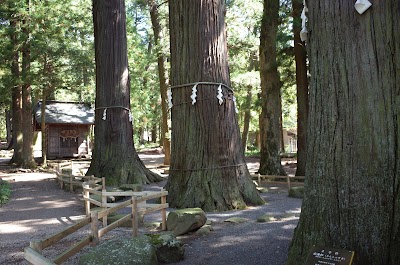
[305,246,355,265]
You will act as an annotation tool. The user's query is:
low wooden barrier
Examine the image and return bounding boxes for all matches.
[253,174,305,189]
[82,177,168,229]
[56,161,93,192]
[24,186,168,264]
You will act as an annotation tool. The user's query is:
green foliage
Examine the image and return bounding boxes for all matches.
[277,0,297,128]
[226,0,297,131]
[0,180,11,206]
[0,0,298,147]
[126,1,168,145]
[231,72,261,132]
[0,0,95,105]
[245,148,261,157]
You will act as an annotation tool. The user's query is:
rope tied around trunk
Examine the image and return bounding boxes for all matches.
[168,82,238,113]
[95,106,133,121]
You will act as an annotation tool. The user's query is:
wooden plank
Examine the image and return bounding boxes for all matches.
[138,203,168,215]
[98,214,131,238]
[30,241,43,253]
[290,176,305,180]
[132,198,138,237]
[258,174,288,179]
[90,212,99,246]
[161,194,167,231]
[52,235,92,265]
[24,247,55,265]
[135,191,169,203]
[97,199,133,219]
[40,217,91,249]
[85,198,102,207]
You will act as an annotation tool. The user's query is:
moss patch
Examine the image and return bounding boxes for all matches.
[224,217,249,224]
[288,186,304,198]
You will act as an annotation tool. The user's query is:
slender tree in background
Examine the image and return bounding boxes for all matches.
[147,0,171,165]
[258,0,286,175]
[241,85,253,152]
[292,0,308,176]
[166,0,264,211]
[88,0,162,185]
[287,1,400,264]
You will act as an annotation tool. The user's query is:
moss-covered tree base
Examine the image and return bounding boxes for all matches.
[166,165,264,212]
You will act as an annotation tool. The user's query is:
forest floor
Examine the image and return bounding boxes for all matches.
[0,148,302,265]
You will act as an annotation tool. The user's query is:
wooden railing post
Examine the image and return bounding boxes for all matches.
[69,174,73,192]
[83,183,90,216]
[161,190,167,231]
[101,177,107,226]
[91,212,99,246]
[131,197,138,237]
[30,241,43,254]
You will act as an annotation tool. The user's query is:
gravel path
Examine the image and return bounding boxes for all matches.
[0,153,302,265]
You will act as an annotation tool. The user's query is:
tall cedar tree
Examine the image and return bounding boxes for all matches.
[258,0,286,175]
[88,0,162,185]
[8,1,23,165]
[287,1,400,264]
[147,0,171,165]
[21,0,36,168]
[292,0,308,176]
[165,0,264,211]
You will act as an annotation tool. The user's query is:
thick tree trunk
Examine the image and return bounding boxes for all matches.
[258,0,285,176]
[292,0,308,176]
[88,0,162,186]
[147,0,171,165]
[166,0,264,212]
[9,10,23,165]
[287,1,400,264]
[21,4,36,168]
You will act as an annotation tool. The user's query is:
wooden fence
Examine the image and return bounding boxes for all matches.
[254,174,305,189]
[82,177,168,228]
[56,161,93,192]
[25,177,168,264]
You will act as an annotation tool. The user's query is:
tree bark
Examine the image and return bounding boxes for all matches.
[241,86,252,153]
[41,95,47,167]
[6,110,12,145]
[9,4,23,165]
[21,0,36,168]
[88,0,162,185]
[166,0,264,212]
[292,0,308,176]
[147,0,171,165]
[258,0,286,175]
[287,1,400,264]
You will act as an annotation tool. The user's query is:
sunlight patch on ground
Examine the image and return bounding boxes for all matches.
[0,215,87,240]
[0,173,56,182]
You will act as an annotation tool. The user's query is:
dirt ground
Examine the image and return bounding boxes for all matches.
[0,150,300,265]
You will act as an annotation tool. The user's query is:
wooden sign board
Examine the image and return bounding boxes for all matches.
[305,246,355,265]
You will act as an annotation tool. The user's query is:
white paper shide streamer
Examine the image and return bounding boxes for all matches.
[354,0,372,15]
[167,89,173,109]
[217,84,224,105]
[300,0,308,42]
[102,108,107,120]
[191,84,198,105]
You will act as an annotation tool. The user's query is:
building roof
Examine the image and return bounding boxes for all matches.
[34,101,94,125]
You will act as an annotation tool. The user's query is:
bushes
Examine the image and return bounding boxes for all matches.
[0,179,11,206]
